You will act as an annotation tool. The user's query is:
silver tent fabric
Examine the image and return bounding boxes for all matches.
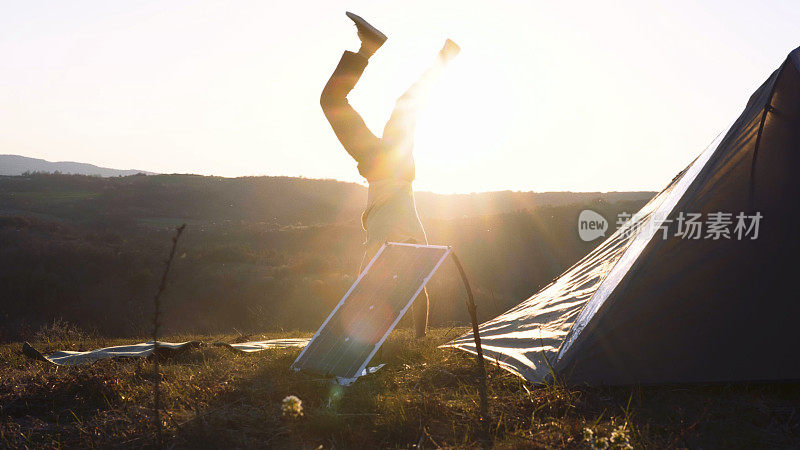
[23,338,310,366]
[445,45,800,385]
[215,338,310,353]
[441,180,685,382]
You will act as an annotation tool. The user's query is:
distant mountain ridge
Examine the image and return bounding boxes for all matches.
[0,154,155,177]
[0,171,656,226]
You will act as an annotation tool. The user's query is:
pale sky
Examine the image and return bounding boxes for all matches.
[1,1,798,193]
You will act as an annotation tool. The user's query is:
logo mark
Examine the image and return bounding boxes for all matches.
[578,210,608,241]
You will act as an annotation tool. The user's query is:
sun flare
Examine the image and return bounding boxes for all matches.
[413,52,518,193]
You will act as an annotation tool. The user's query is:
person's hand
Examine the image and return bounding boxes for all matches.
[439,39,460,64]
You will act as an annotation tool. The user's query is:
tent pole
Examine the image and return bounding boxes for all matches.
[451,252,489,423]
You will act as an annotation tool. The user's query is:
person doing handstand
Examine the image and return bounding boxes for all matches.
[320,12,459,338]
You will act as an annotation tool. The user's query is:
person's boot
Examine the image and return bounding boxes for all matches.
[346,12,388,57]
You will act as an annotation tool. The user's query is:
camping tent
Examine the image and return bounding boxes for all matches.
[446,45,800,385]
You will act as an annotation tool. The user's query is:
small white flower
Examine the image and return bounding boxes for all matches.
[584,424,633,449]
[281,395,303,418]
[610,425,628,443]
[592,436,609,449]
[610,425,633,448]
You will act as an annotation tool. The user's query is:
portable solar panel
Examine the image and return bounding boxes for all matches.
[291,242,452,384]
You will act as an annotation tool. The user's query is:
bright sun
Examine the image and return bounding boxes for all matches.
[412,52,518,193]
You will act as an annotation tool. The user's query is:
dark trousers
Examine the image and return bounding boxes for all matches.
[321,51,434,337]
[320,51,441,180]
[319,51,380,173]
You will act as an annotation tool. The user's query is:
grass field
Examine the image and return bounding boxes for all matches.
[1,327,799,448]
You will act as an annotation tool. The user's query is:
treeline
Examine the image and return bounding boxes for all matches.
[0,173,652,340]
[0,172,652,224]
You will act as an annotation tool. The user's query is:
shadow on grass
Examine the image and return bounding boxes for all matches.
[4,331,800,448]
[161,331,800,448]
[2,364,122,421]
[166,329,492,448]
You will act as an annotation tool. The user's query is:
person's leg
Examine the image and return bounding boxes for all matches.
[320,51,381,164]
[358,240,382,275]
[381,39,460,153]
[380,64,439,151]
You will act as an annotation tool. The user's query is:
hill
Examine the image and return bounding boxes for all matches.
[2,173,797,449]
[0,171,653,224]
[0,154,155,177]
[0,172,654,340]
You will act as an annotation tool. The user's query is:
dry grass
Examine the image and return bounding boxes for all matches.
[1,328,799,448]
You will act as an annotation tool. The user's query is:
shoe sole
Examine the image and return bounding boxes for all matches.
[346,11,388,44]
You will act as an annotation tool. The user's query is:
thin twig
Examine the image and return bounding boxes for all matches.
[450,253,489,423]
[152,223,186,444]
[451,252,492,450]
